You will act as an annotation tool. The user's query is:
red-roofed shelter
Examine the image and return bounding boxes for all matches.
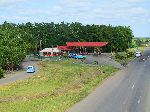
[67,42,108,47]
[57,46,72,51]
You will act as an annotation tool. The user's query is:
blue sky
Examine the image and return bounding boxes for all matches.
[0,0,150,37]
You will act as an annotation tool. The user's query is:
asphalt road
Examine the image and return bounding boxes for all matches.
[68,49,150,112]
[0,61,38,86]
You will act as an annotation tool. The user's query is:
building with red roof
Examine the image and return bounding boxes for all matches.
[67,42,108,47]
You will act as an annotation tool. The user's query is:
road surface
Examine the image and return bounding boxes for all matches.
[0,61,38,86]
[86,54,123,69]
[68,49,150,112]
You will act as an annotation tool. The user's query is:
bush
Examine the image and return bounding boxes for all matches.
[126,51,134,58]
[115,53,125,60]
[0,67,4,78]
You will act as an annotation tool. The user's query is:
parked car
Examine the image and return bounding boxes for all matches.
[135,51,142,57]
[72,55,86,59]
[68,53,77,58]
[26,66,35,73]
[68,52,86,59]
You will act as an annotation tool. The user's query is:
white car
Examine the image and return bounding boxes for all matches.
[135,51,142,57]
[26,66,35,73]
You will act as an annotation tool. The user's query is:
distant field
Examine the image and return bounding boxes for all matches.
[0,60,118,112]
[128,46,147,52]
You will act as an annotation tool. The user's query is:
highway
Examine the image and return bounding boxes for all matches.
[68,49,150,112]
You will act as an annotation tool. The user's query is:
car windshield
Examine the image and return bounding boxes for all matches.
[27,67,33,69]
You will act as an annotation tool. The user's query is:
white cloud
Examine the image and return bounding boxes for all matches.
[1,0,150,25]
[53,0,148,21]
[0,0,150,36]
[0,0,26,6]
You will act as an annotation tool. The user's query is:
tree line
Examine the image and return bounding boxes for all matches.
[0,21,134,75]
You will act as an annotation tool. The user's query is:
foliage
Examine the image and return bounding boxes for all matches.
[115,53,126,60]
[126,51,134,58]
[0,67,4,78]
[0,60,118,112]
[16,22,134,52]
[0,22,28,71]
[0,21,134,71]
[114,49,135,66]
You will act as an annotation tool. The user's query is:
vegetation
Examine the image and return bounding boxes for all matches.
[113,51,134,66]
[0,21,133,74]
[0,60,118,112]
[0,67,4,78]
[0,22,28,71]
[17,22,134,52]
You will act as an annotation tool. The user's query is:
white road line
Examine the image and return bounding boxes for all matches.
[132,84,135,89]
[137,96,142,104]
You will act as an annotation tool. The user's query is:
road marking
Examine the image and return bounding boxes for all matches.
[132,84,135,89]
[138,99,141,104]
[137,96,142,104]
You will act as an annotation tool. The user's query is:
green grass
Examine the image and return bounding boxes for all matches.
[128,46,147,53]
[0,60,118,112]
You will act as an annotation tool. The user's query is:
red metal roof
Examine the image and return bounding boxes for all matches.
[57,46,72,51]
[67,42,108,47]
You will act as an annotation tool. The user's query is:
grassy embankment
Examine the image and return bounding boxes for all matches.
[0,60,118,112]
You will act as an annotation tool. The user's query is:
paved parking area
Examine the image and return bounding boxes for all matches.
[85,54,123,69]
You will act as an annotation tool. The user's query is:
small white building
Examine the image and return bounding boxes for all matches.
[40,48,62,57]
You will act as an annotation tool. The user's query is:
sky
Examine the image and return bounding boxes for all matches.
[0,0,150,37]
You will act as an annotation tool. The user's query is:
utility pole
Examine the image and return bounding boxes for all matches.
[51,45,53,56]
[40,40,42,51]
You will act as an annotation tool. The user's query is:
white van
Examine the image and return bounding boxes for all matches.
[135,51,142,57]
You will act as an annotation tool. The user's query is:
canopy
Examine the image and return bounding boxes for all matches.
[57,46,72,51]
[67,42,108,47]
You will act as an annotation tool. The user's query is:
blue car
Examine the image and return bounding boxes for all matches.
[26,66,35,73]
[72,55,86,59]
[69,53,86,59]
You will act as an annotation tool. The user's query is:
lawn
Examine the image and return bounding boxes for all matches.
[0,60,118,112]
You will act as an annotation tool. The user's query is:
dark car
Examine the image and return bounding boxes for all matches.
[68,53,77,58]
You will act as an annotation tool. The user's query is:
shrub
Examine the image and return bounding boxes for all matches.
[126,51,134,58]
[0,67,4,78]
[115,53,125,60]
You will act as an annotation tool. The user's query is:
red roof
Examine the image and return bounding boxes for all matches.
[67,42,108,47]
[57,46,72,51]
